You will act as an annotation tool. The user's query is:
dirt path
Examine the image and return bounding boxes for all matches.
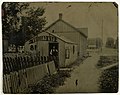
[55,53,102,93]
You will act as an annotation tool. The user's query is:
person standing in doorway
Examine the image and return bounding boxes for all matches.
[50,46,59,71]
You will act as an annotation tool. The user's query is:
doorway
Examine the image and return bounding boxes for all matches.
[49,42,59,56]
[49,42,59,69]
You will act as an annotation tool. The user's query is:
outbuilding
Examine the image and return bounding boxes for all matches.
[24,31,78,67]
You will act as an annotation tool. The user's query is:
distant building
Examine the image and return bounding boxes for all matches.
[114,37,118,49]
[45,13,88,57]
[24,31,78,67]
[105,37,114,48]
[87,38,102,49]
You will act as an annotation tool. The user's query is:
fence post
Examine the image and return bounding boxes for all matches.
[30,56,33,67]
[41,56,43,64]
[37,56,40,65]
[9,57,13,72]
[36,56,39,65]
[26,56,29,68]
[47,56,49,62]
[33,56,36,66]
[12,58,16,72]
[3,57,7,74]
[15,57,19,71]
[44,56,46,63]
[23,56,26,68]
[19,57,23,69]
[39,56,41,64]
[18,57,22,70]
[7,57,11,73]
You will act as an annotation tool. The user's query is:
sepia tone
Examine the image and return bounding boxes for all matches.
[2,2,118,93]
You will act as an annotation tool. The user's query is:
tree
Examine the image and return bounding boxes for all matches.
[2,2,29,52]
[2,2,47,52]
[2,2,29,36]
[105,37,115,48]
[22,7,47,40]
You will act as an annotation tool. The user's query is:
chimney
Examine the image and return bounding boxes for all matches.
[59,13,62,20]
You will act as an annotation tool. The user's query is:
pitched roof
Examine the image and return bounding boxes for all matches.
[77,28,88,37]
[44,19,60,31]
[46,31,77,44]
[45,19,88,38]
[25,31,77,45]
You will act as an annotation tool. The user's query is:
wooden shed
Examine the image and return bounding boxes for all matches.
[24,31,78,67]
[45,13,88,57]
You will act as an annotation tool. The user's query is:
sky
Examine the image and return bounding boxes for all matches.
[29,2,118,43]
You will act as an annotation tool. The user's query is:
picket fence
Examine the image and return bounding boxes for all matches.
[3,55,52,74]
[3,55,56,93]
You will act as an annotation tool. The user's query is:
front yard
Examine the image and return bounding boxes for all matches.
[26,70,71,94]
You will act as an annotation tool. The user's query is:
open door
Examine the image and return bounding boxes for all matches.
[49,42,59,69]
[49,43,59,56]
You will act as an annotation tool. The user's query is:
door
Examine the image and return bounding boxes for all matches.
[49,43,59,56]
[49,42,59,69]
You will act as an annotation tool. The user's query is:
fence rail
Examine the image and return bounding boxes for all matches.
[3,58,56,93]
[3,56,52,75]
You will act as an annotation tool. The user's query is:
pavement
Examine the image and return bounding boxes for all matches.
[55,53,102,93]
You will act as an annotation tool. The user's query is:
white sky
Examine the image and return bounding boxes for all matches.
[29,2,118,43]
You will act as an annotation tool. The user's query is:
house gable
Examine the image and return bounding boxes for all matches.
[45,19,87,38]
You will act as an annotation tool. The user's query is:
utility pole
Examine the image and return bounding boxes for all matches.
[101,19,103,52]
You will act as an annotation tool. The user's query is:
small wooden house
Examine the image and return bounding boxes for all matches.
[87,38,102,49]
[45,13,88,57]
[24,31,78,67]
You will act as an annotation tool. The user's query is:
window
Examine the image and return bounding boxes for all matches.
[65,49,70,59]
[52,30,54,33]
[30,45,34,51]
[73,45,75,54]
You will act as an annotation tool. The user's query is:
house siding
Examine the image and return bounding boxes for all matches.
[57,39,65,67]
[24,31,78,67]
[46,20,87,56]
[65,43,78,66]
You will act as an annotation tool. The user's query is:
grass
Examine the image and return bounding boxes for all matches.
[27,70,71,94]
[98,65,118,93]
[96,56,118,68]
